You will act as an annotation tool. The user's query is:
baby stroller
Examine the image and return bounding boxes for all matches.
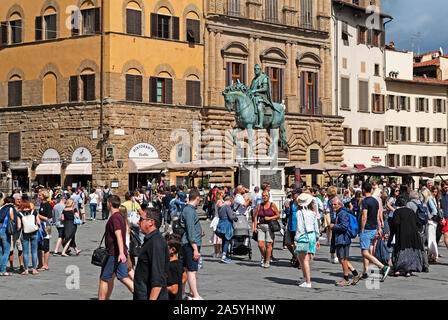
[228,214,252,260]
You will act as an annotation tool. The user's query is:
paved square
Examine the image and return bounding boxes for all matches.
[2,218,448,300]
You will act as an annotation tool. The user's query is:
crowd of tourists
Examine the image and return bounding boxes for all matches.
[2,177,448,298]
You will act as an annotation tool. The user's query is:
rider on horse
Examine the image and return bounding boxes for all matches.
[249,64,283,129]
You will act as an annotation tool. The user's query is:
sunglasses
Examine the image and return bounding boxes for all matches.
[139,217,153,222]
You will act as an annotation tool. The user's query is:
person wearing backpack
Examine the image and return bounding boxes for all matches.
[406,190,429,272]
[0,197,16,276]
[331,197,361,286]
[18,200,41,275]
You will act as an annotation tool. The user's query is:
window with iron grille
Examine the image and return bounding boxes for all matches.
[310,149,319,164]
[228,0,241,16]
[265,0,278,23]
[301,0,313,29]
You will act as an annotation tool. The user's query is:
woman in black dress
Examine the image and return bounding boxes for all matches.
[388,197,423,277]
[61,199,81,257]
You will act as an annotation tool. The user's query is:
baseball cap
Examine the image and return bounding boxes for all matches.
[254,186,259,191]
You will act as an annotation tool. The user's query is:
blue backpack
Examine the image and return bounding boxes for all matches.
[415,202,429,226]
[347,213,359,238]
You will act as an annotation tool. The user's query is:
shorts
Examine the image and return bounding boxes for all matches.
[182,244,201,272]
[336,244,350,259]
[323,213,331,228]
[38,238,50,252]
[100,255,129,281]
[57,227,64,239]
[10,231,23,252]
[360,229,378,250]
[440,221,448,234]
[284,230,296,246]
[257,224,274,243]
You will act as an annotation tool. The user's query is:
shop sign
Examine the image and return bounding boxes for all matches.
[72,147,92,163]
[129,143,158,159]
[371,156,382,163]
[42,149,60,163]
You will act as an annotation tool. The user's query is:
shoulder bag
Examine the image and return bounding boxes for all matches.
[264,204,281,233]
[296,210,311,252]
[91,233,109,267]
[128,202,140,228]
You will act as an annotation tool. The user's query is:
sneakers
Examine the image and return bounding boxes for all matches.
[212,253,222,258]
[260,258,265,266]
[297,277,306,285]
[270,256,279,263]
[351,274,362,285]
[335,279,351,287]
[262,262,270,268]
[361,273,369,280]
[182,293,190,300]
[188,295,204,300]
[220,257,232,264]
[381,265,391,282]
[329,257,339,264]
[299,282,312,288]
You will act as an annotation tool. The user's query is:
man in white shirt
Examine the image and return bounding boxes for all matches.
[233,185,251,216]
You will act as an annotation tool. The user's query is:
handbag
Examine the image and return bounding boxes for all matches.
[252,231,258,242]
[129,230,142,257]
[433,207,444,223]
[91,233,109,267]
[268,219,281,233]
[74,216,82,225]
[127,202,140,228]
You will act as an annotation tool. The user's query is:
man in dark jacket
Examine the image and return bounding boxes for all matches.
[331,197,361,287]
[133,207,169,300]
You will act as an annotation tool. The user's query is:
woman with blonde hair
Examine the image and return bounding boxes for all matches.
[253,191,280,268]
[423,188,439,262]
[60,199,81,257]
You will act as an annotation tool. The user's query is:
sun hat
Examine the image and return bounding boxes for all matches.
[297,193,313,207]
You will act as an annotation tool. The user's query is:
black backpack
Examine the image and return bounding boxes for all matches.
[415,202,429,226]
[171,215,185,237]
[102,190,111,204]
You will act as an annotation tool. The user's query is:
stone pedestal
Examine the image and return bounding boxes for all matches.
[236,157,288,207]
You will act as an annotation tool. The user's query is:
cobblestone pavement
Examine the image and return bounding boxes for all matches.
[2,216,448,300]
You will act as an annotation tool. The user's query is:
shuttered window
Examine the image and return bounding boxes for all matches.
[69,76,79,102]
[358,129,370,146]
[186,80,201,106]
[265,0,278,23]
[343,128,352,145]
[126,9,142,35]
[340,77,350,109]
[266,67,284,103]
[358,80,369,112]
[35,16,43,40]
[9,132,21,160]
[81,74,95,101]
[186,19,200,44]
[310,149,319,165]
[126,74,143,102]
[150,77,173,104]
[44,14,57,39]
[358,26,366,44]
[71,10,80,36]
[10,20,22,44]
[226,62,247,86]
[373,131,384,146]
[228,0,241,16]
[301,0,313,28]
[8,80,22,106]
[0,21,8,45]
[81,8,100,35]
[151,14,179,40]
[372,94,384,113]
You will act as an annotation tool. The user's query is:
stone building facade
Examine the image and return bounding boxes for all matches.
[202,0,344,186]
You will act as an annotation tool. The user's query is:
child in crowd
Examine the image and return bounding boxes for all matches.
[165,233,187,300]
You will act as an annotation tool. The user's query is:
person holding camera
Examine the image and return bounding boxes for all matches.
[215,196,237,264]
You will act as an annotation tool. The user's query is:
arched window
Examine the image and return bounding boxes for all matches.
[186,74,201,106]
[71,1,100,36]
[150,71,173,104]
[126,68,143,102]
[43,72,57,104]
[126,1,142,35]
[8,74,22,106]
[36,6,58,40]
[1,12,23,45]
[185,12,200,44]
[69,68,95,102]
[151,4,179,40]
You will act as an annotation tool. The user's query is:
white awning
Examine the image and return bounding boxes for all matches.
[35,163,61,175]
[65,163,92,175]
[129,159,162,173]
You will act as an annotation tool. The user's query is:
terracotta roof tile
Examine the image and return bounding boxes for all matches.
[386,77,448,86]
[413,58,440,68]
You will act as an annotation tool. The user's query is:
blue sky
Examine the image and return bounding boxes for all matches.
[382,0,448,55]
